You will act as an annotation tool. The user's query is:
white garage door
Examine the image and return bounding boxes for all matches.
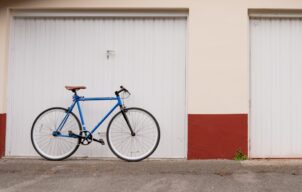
[250,17,302,157]
[7,13,187,158]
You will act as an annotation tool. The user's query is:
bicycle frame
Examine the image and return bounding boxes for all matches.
[55,93,123,138]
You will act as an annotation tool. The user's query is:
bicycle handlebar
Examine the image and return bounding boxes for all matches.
[115,85,131,96]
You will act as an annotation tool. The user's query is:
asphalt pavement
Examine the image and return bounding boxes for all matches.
[0,158,302,192]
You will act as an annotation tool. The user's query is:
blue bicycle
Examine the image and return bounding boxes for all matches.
[31,86,160,162]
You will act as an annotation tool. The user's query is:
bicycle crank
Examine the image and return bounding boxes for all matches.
[68,130,105,145]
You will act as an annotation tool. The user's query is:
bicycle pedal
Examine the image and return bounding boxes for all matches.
[68,130,74,136]
[68,131,80,138]
[93,138,105,145]
[99,139,105,145]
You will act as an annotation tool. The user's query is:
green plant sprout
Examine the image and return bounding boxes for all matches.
[234,148,247,161]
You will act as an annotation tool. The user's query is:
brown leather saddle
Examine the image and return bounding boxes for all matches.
[65,86,86,92]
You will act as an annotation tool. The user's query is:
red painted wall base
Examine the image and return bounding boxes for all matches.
[188,114,248,159]
[0,114,6,158]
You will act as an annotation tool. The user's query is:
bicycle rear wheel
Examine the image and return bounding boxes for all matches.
[31,107,82,160]
[107,107,160,162]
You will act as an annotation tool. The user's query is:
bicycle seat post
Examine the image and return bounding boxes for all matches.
[72,90,79,102]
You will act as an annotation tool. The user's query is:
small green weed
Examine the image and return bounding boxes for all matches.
[234,148,247,161]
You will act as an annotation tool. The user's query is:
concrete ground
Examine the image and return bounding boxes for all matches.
[0,158,302,192]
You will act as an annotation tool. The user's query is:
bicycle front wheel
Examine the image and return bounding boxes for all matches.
[107,107,160,162]
[31,107,82,160]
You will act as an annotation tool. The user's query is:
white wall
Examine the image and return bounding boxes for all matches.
[1,0,302,114]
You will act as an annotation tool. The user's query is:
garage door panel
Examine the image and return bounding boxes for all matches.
[7,16,186,158]
[250,18,302,157]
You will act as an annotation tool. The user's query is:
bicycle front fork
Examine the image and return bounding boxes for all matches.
[120,107,136,136]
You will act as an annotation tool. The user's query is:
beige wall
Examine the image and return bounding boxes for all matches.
[0,6,8,114]
[1,0,302,114]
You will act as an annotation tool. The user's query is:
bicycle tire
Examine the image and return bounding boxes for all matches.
[107,107,160,162]
[31,107,82,161]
